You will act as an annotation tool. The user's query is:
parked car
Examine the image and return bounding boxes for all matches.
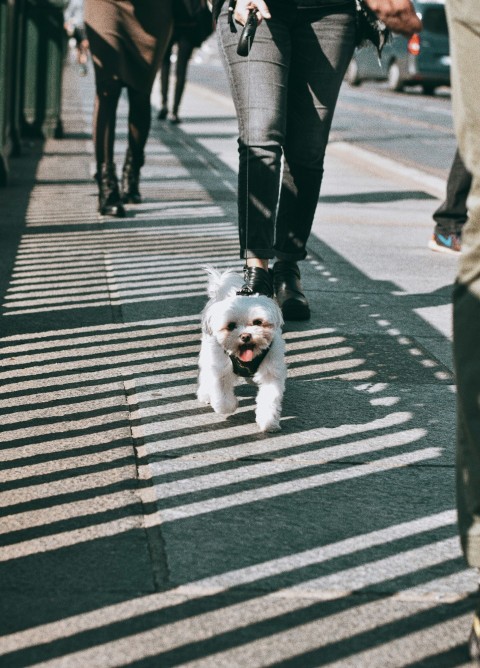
[345,0,450,94]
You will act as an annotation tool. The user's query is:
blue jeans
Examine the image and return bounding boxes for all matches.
[218,1,356,261]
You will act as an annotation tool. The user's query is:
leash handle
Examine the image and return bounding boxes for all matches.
[237,9,258,56]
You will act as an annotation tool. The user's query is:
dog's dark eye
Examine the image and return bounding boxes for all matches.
[226,322,236,331]
[252,319,263,326]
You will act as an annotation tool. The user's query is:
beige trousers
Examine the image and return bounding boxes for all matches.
[447,0,480,567]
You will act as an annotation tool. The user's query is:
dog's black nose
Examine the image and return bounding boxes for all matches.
[240,333,251,343]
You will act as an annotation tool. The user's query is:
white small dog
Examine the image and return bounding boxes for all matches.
[197,267,287,432]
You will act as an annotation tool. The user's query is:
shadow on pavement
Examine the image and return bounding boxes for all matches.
[0,68,474,667]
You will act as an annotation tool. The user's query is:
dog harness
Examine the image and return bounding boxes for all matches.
[228,345,271,378]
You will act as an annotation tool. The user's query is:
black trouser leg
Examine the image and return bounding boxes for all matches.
[433,149,472,236]
[173,37,194,115]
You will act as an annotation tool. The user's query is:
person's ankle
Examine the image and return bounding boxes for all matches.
[246,258,269,271]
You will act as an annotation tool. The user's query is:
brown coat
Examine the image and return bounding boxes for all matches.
[84,0,173,92]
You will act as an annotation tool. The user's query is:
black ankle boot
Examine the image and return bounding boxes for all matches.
[98,163,126,217]
[273,260,310,320]
[238,266,273,297]
[121,148,143,204]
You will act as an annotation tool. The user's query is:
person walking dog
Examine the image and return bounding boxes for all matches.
[213,0,421,320]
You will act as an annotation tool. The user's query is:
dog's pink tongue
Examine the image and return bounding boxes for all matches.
[239,348,254,362]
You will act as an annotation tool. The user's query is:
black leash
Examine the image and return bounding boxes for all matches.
[226,7,270,373]
[229,4,258,294]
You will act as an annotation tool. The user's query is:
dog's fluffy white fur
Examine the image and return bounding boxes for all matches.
[197,266,287,432]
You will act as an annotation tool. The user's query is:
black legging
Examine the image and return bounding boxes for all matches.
[93,80,152,166]
[160,36,195,115]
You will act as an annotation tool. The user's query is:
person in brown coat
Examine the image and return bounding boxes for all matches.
[84,0,172,216]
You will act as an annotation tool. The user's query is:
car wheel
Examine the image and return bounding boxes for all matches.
[387,61,403,92]
[345,58,361,86]
[422,84,436,95]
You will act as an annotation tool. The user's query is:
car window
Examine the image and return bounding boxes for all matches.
[422,7,448,35]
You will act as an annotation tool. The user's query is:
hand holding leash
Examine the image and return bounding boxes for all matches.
[228,0,270,35]
[237,8,258,56]
[363,0,422,37]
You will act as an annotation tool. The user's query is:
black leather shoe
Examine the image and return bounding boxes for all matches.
[273,260,310,320]
[121,148,143,204]
[238,266,273,297]
[98,163,126,217]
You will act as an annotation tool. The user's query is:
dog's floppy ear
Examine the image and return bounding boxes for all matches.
[202,310,213,336]
[262,297,284,329]
[201,303,216,336]
[272,304,284,329]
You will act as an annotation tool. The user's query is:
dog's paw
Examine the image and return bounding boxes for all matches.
[212,396,238,415]
[197,389,211,405]
[256,417,281,433]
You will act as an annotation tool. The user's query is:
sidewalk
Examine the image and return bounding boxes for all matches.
[0,58,476,667]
